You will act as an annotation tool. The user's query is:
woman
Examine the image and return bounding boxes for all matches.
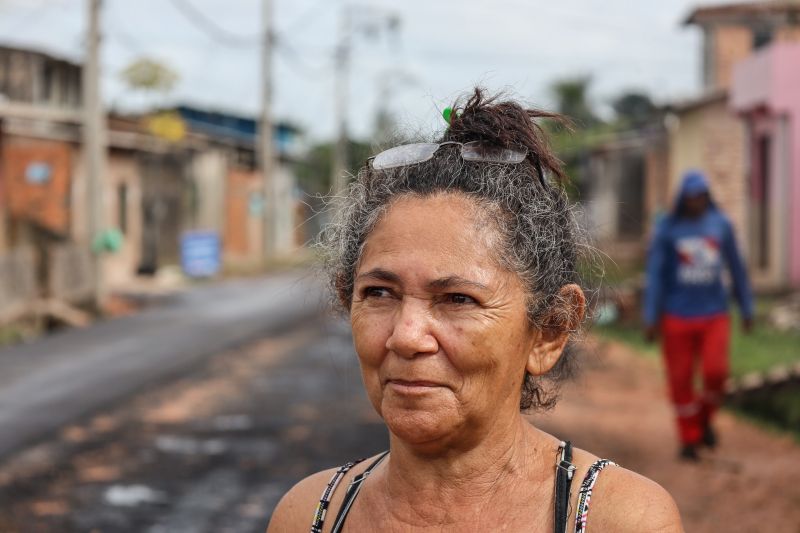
[268,89,683,532]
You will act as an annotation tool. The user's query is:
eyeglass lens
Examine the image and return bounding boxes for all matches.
[460,142,527,164]
[372,143,440,169]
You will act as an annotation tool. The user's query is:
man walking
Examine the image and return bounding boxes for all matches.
[643,170,753,461]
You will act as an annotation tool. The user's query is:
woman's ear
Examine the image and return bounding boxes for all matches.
[526,284,585,376]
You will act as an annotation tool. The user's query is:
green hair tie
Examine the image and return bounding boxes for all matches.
[442,106,458,125]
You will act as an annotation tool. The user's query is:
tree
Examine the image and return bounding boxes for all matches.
[296,140,373,195]
[551,76,600,128]
[612,92,657,128]
[120,58,182,140]
[120,58,179,93]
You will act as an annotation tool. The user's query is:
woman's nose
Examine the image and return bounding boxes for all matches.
[385,298,438,358]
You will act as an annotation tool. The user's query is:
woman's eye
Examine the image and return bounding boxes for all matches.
[446,293,476,305]
[363,287,391,299]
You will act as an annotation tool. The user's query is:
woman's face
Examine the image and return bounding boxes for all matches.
[350,193,541,450]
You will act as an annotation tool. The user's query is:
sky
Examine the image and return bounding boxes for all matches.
[0,0,726,142]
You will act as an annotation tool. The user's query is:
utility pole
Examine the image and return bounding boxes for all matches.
[332,10,350,196]
[332,6,401,196]
[84,0,106,310]
[259,0,277,262]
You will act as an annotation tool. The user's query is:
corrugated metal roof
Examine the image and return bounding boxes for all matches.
[0,42,81,68]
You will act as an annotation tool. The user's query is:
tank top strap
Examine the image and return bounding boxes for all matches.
[330,451,389,532]
[309,451,389,533]
[573,459,617,533]
[310,457,365,533]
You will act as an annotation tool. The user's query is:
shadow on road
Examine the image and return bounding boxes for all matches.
[0,315,387,533]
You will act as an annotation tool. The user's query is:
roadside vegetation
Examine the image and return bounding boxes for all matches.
[593,294,800,436]
[593,299,800,377]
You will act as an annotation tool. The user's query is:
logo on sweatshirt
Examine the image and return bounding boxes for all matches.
[676,236,720,284]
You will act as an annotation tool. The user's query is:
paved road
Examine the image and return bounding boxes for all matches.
[0,304,387,532]
[0,270,324,459]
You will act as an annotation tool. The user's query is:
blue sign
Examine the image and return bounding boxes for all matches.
[181,231,221,278]
[25,162,52,185]
[248,191,264,216]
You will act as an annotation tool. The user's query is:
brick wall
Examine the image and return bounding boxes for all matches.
[669,98,748,255]
[0,128,6,252]
[712,25,753,90]
[224,168,263,263]
[700,100,748,246]
[103,152,143,286]
[707,23,800,92]
[644,136,671,238]
[776,25,800,43]
[2,137,73,236]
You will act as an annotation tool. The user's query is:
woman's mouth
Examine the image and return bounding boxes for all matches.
[386,379,444,394]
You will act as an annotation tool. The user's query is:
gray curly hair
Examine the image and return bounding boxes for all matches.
[319,88,589,411]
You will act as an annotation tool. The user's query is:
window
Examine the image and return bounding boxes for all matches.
[617,155,645,239]
[756,135,770,269]
[118,184,128,234]
[753,26,773,50]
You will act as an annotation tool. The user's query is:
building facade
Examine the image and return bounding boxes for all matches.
[732,42,800,288]
[0,43,307,323]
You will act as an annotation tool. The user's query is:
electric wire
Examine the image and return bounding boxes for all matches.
[0,0,54,36]
[166,0,260,47]
[280,0,338,37]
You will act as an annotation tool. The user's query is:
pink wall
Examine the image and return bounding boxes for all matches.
[732,43,800,287]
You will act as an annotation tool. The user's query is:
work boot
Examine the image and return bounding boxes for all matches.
[702,423,717,449]
[679,444,700,462]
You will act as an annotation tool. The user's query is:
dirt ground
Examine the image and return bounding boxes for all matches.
[533,339,800,533]
[0,320,798,532]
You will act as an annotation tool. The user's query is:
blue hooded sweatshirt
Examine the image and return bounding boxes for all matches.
[642,170,754,326]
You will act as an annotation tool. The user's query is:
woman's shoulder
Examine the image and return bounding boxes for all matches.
[266,467,337,533]
[571,448,684,533]
[266,454,382,533]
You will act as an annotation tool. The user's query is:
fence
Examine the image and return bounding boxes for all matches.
[48,243,94,303]
[0,247,37,323]
[0,242,94,325]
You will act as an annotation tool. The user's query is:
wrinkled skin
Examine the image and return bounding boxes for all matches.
[350,193,567,454]
[267,192,684,533]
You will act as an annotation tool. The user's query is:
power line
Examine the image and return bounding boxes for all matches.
[166,0,260,47]
[273,37,332,78]
[114,0,341,83]
[0,0,52,36]
[281,0,338,36]
[109,22,148,56]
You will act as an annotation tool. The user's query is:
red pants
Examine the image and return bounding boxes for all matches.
[661,313,730,445]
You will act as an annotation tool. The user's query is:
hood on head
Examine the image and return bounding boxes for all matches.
[672,169,715,215]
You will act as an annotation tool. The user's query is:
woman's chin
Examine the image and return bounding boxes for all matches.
[381,401,461,447]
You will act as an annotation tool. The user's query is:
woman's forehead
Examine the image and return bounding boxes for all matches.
[357,194,506,284]
[366,195,488,249]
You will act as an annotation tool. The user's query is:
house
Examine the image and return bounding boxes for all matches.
[0,44,96,316]
[687,0,800,92]
[0,44,169,298]
[661,89,748,251]
[731,42,800,288]
[633,1,800,290]
[577,1,800,292]
[166,105,306,271]
[0,44,82,110]
[662,1,800,243]
[0,44,83,251]
[661,0,800,289]
[578,127,660,262]
[0,42,308,324]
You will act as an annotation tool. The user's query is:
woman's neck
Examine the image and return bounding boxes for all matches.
[374,416,553,528]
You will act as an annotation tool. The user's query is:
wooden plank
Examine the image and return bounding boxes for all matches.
[0,101,81,123]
